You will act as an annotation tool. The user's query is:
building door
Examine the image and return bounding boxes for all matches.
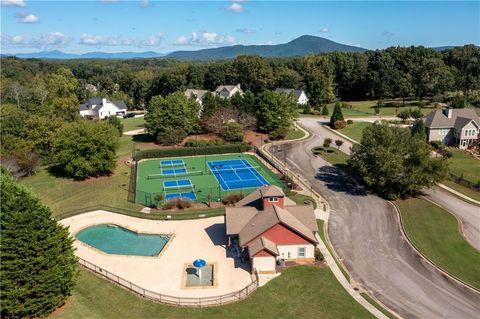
[460,140,467,148]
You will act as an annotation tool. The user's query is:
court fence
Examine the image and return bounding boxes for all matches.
[134,144,252,161]
[78,257,259,307]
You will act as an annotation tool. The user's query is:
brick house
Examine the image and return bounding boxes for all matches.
[225,185,318,273]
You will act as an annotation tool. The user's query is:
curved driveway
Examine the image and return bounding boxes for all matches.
[271,117,480,318]
[423,188,480,251]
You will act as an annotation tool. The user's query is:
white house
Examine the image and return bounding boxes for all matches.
[215,84,243,99]
[79,97,127,119]
[275,88,309,105]
[184,89,208,107]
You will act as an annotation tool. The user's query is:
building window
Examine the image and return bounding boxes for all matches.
[268,197,279,202]
[298,247,306,258]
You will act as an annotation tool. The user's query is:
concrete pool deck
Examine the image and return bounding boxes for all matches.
[61,210,253,298]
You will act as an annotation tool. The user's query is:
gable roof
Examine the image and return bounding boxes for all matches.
[424,108,480,129]
[112,100,127,110]
[185,89,208,100]
[275,88,306,100]
[234,185,285,209]
[238,205,318,246]
[215,84,241,93]
[225,206,258,235]
[247,236,279,257]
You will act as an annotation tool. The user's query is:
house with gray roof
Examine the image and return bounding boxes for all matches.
[79,97,127,119]
[275,88,309,105]
[215,84,243,99]
[225,185,318,274]
[424,107,480,149]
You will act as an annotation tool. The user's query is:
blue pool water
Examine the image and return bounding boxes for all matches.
[76,224,170,256]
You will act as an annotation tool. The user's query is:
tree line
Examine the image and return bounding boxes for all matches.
[2,45,479,110]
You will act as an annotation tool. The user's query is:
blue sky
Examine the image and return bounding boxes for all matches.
[1,1,479,53]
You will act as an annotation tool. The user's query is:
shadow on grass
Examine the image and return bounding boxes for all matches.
[132,134,155,143]
[47,165,113,181]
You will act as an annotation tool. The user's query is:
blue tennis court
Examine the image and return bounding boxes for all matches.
[165,191,197,201]
[207,159,270,190]
[161,168,187,176]
[163,179,193,189]
[160,159,185,167]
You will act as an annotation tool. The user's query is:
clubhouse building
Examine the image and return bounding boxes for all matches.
[226,185,318,274]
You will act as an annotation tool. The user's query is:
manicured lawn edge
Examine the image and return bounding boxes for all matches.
[55,205,225,221]
[391,200,480,293]
[317,220,350,282]
[360,293,397,319]
[440,180,480,204]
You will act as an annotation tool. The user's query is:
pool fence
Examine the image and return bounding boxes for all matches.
[78,257,259,307]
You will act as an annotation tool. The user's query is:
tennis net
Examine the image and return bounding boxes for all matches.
[147,170,203,179]
[208,166,262,175]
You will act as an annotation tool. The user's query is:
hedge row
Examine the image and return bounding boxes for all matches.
[134,144,252,161]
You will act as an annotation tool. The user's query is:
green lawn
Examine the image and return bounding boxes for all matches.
[286,191,317,209]
[325,100,435,117]
[441,179,480,203]
[360,293,397,319]
[317,220,350,282]
[447,149,480,184]
[21,164,143,218]
[338,122,372,142]
[121,116,145,132]
[284,128,306,140]
[312,147,350,166]
[396,198,480,289]
[52,266,374,319]
[136,154,286,207]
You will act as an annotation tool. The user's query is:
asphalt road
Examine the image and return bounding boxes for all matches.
[423,188,480,251]
[270,117,480,319]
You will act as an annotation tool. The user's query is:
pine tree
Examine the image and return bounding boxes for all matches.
[329,102,345,127]
[0,170,77,318]
[321,105,329,116]
[411,119,427,140]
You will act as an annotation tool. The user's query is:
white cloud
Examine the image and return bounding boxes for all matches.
[140,33,163,46]
[31,31,70,48]
[80,33,163,47]
[1,34,28,47]
[1,0,26,7]
[225,2,244,13]
[236,28,255,34]
[319,28,329,33]
[1,32,70,49]
[174,31,236,46]
[17,13,39,23]
[139,0,149,7]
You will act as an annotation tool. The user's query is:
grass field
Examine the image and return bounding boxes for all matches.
[312,147,350,166]
[441,180,480,203]
[316,220,350,282]
[338,122,372,142]
[396,198,480,290]
[52,266,373,319]
[447,149,480,184]
[120,116,145,132]
[284,128,306,140]
[136,154,286,206]
[324,100,435,117]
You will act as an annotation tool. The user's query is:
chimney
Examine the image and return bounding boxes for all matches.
[443,107,453,119]
[102,98,107,106]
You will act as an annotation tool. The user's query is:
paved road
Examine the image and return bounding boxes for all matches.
[423,188,480,251]
[270,117,480,319]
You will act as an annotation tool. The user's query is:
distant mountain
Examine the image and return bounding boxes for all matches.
[1,50,164,59]
[432,46,457,52]
[166,35,366,60]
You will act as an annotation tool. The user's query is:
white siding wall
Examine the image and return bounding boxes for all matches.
[252,256,276,272]
[277,244,315,260]
[98,101,124,119]
[297,92,309,105]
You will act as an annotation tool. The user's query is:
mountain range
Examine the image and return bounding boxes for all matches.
[1,35,459,60]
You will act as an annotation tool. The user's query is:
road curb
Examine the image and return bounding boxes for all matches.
[390,201,480,295]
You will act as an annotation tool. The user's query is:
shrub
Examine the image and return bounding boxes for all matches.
[315,248,324,261]
[157,127,188,145]
[161,198,193,210]
[221,122,244,142]
[106,115,123,136]
[1,171,77,318]
[162,200,177,210]
[222,193,244,205]
[51,121,119,180]
[430,140,442,149]
[321,105,329,115]
[450,95,467,109]
[333,120,347,129]
[134,144,251,161]
[269,127,289,140]
[184,138,224,147]
[346,119,353,124]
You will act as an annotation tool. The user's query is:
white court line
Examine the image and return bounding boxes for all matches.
[240,159,268,186]
[207,162,230,190]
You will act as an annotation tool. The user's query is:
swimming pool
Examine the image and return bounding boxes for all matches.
[76,224,170,256]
